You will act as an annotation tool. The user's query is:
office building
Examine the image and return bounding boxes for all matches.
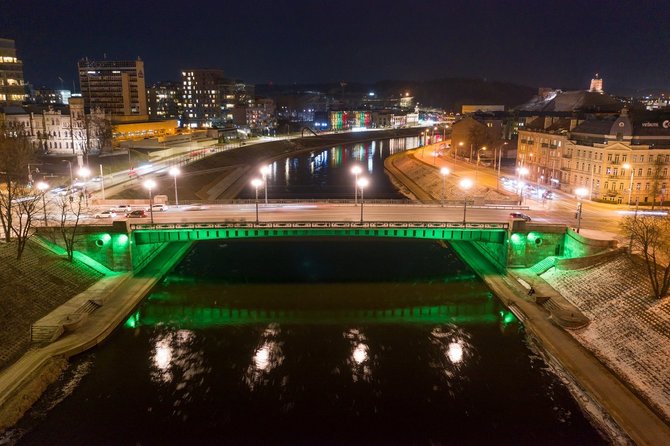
[0,38,27,105]
[181,69,225,127]
[78,57,148,122]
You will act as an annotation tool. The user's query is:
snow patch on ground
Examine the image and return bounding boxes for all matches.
[542,256,670,421]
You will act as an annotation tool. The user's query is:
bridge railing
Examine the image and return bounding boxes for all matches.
[129,221,510,231]
[172,198,527,209]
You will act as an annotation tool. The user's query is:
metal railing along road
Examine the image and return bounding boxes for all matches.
[130,221,510,231]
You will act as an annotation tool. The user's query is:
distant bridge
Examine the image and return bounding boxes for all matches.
[130,221,510,246]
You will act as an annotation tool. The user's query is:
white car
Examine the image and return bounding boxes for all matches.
[94,210,117,219]
[111,205,132,213]
[148,204,168,211]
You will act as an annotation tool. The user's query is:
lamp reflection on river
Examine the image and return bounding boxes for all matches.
[151,330,200,385]
[345,328,373,382]
[246,324,284,390]
[447,342,464,363]
[430,327,471,384]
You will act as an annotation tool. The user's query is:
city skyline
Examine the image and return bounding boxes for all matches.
[2,0,670,94]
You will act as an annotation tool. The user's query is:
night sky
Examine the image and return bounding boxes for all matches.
[2,0,669,93]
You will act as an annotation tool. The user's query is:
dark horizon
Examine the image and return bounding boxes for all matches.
[2,0,670,95]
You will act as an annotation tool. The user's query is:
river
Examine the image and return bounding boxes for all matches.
[9,137,607,445]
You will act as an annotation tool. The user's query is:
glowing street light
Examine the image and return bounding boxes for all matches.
[36,181,49,226]
[357,177,369,223]
[459,178,473,226]
[251,178,263,223]
[144,179,157,225]
[78,167,91,207]
[575,187,589,233]
[622,163,634,206]
[260,164,271,204]
[440,167,450,206]
[351,166,363,205]
[169,167,181,207]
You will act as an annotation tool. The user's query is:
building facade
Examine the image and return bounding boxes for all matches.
[78,58,148,122]
[518,109,670,204]
[0,97,107,155]
[147,81,182,120]
[181,69,225,127]
[0,38,27,105]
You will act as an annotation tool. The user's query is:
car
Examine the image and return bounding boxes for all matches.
[127,210,148,218]
[111,204,132,212]
[94,210,117,219]
[542,191,555,200]
[147,204,168,211]
[185,204,210,211]
[509,212,532,222]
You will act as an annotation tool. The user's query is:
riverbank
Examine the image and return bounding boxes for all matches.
[0,241,193,432]
[388,149,670,445]
[0,241,103,371]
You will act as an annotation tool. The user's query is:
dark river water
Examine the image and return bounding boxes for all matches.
[237,136,420,199]
[12,238,605,445]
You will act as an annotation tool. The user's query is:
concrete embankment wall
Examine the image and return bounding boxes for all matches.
[0,241,193,431]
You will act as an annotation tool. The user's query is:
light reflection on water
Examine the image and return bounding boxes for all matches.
[237,136,420,199]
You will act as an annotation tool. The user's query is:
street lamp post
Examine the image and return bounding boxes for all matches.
[623,163,634,206]
[351,166,362,205]
[169,167,181,207]
[357,177,369,223]
[440,167,450,206]
[62,160,73,186]
[251,178,263,223]
[78,167,91,207]
[36,181,49,226]
[517,167,529,205]
[260,164,271,204]
[575,187,588,233]
[99,164,106,200]
[475,146,487,183]
[144,179,156,225]
[459,178,473,226]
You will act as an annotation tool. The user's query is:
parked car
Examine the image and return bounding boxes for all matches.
[127,210,148,218]
[94,210,117,219]
[147,204,168,212]
[111,204,132,213]
[509,212,532,222]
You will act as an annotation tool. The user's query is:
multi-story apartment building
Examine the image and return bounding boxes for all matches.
[147,81,182,120]
[0,96,107,155]
[518,108,670,204]
[0,38,27,105]
[181,69,225,127]
[232,98,276,134]
[78,58,148,122]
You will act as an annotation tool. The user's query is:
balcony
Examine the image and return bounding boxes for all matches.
[541,143,549,148]
[562,153,572,159]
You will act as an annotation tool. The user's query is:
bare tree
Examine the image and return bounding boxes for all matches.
[0,123,35,243]
[11,186,43,260]
[57,193,84,262]
[621,215,670,299]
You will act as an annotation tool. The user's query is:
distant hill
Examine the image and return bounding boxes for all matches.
[374,78,536,111]
[257,78,536,112]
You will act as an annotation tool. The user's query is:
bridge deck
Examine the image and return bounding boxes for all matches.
[130,221,509,245]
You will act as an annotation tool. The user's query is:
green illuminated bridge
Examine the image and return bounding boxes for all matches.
[129,221,510,245]
[54,218,604,273]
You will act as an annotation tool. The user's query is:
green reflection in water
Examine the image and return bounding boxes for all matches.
[125,301,502,328]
